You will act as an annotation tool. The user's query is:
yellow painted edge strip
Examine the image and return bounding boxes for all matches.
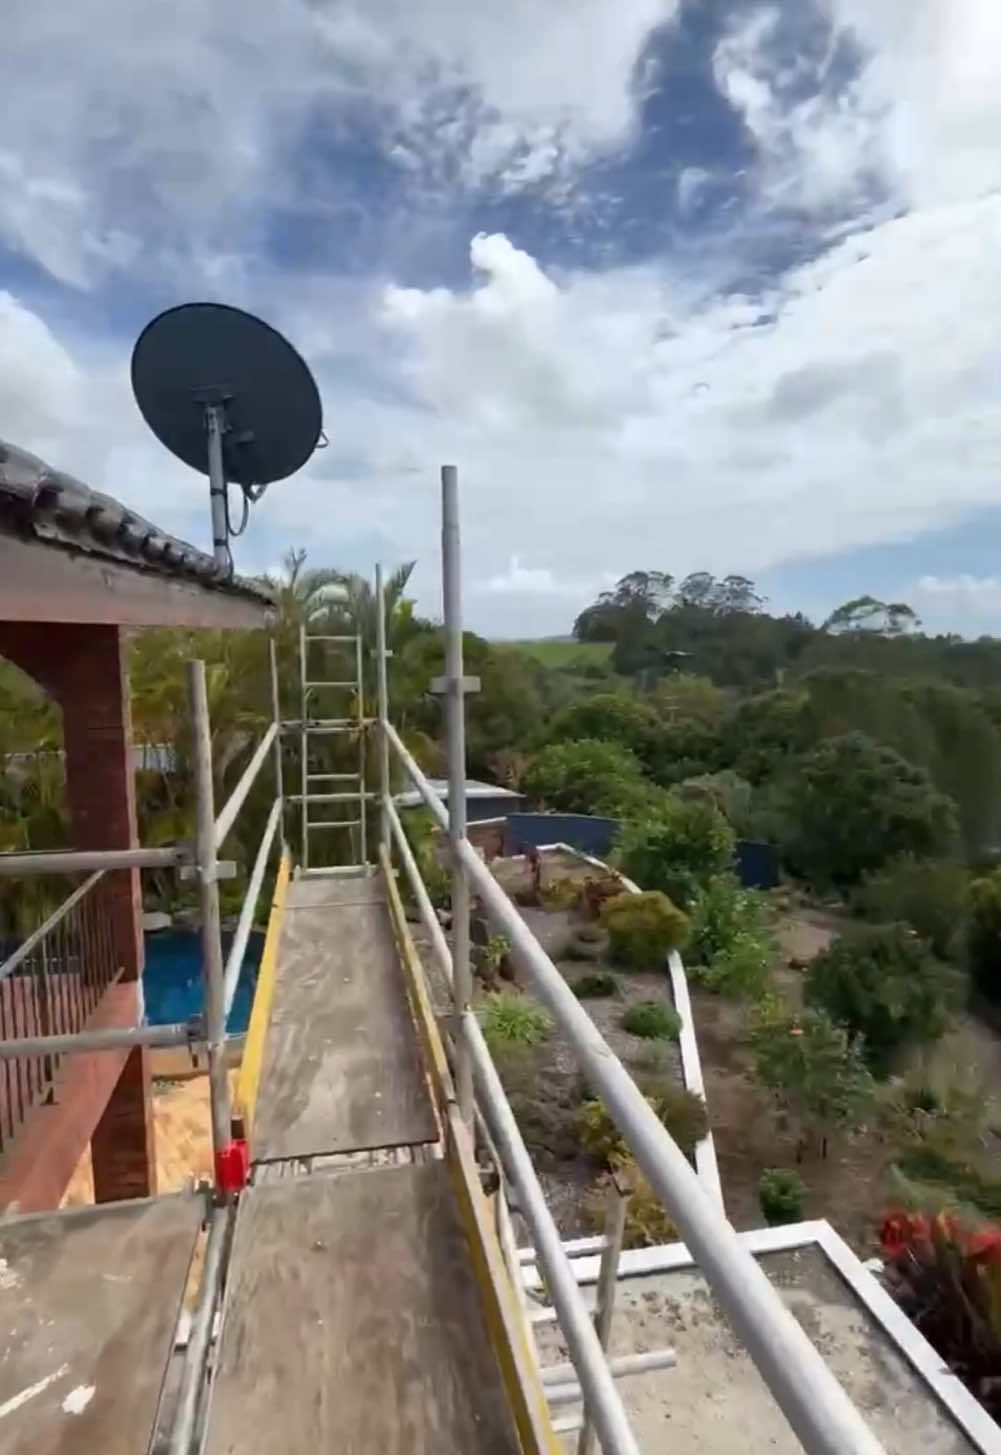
[380,844,557,1454]
[234,847,290,1136]
[380,844,452,1127]
[447,1105,563,1455]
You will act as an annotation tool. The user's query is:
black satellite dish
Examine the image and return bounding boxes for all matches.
[131,302,322,574]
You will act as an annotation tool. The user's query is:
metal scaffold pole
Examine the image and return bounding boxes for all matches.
[440,464,473,1123]
[375,564,391,851]
[187,658,232,1178]
[269,636,285,851]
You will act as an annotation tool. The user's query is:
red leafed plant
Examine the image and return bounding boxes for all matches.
[880,1208,1001,1417]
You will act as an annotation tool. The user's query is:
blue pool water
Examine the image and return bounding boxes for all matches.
[142,930,264,1033]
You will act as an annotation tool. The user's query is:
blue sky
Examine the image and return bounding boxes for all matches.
[2,0,1001,638]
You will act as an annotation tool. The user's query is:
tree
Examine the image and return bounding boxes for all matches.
[546,693,660,770]
[823,596,920,636]
[805,925,955,1076]
[779,732,959,888]
[613,796,735,908]
[967,870,1001,1005]
[753,1008,875,1157]
[854,856,968,960]
[520,739,649,817]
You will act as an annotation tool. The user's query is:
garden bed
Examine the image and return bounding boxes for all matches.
[411,849,692,1238]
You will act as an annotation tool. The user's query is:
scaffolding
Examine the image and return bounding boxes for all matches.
[0,465,892,1455]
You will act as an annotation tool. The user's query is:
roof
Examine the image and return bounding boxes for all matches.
[395,778,523,809]
[0,438,272,609]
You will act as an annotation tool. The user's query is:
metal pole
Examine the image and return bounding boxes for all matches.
[205,404,230,574]
[169,1203,231,1455]
[579,1183,628,1455]
[0,1022,196,1059]
[222,796,282,1018]
[299,624,308,871]
[441,464,473,1123]
[214,723,277,850]
[464,1010,640,1455]
[187,659,232,1179]
[355,629,367,865]
[268,637,285,852]
[386,798,452,982]
[375,565,391,853]
[0,846,186,877]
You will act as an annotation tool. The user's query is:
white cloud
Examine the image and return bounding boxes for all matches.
[0,0,675,285]
[714,0,1001,220]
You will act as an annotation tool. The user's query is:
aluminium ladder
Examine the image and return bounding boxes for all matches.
[296,626,369,870]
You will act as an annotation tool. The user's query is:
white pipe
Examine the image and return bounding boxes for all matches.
[214,722,277,850]
[187,660,231,1169]
[0,846,185,877]
[375,564,390,852]
[222,796,281,1019]
[543,1349,677,1388]
[385,797,452,985]
[440,464,473,1122]
[268,637,285,852]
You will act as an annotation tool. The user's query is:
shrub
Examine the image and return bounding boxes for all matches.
[587,1163,678,1250]
[600,890,690,966]
[521,738,648,817]
[539,874,582,910]
[894,1146,1001,1219]
[854,856,968,959]
[880,1209,1001,1419]
[705,930,773,1000]
[779,733,959,888]
[967,869,1001,1005]
[401,809,450,910]
[614,797,735,908]
[805,924,955,1077]
[677,770,753,834]
[758,1168,806,1225]
[689,874,772,963]
[580,1088,708,1166]
[579,873,625,921]
[570,970,621,999]
[479,992,552,1054]
[473,932,511,985]
[752,1008,875,1157]
[621,1000,682,1040]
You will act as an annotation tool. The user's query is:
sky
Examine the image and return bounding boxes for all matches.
[3,0,1001,638]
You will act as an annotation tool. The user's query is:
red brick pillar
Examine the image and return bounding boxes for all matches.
[90,1046,157,1202]
[0,622,155,1201]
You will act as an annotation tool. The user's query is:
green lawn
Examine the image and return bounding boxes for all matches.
[506,638,613,669]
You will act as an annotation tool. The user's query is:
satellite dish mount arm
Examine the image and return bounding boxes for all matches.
[201,396,232,575]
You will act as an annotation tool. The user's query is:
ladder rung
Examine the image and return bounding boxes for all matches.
[307,819,362,830]
[293,792,373,803]
[304,634,357,643]
[307,774,358,783]
[304,681,356,689]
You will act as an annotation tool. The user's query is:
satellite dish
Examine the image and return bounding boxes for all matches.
[131,302,322,574]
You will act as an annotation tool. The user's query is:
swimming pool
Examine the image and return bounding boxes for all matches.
[142,930,263,1034]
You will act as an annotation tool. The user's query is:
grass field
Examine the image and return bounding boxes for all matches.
[506,638,613,669]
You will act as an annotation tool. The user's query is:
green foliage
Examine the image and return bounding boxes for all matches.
[494,1047,588,1167]
[579,1088,707,1165]
[510,639,614,669]
[479,992,553,1054]
[401,809,450,910]
[689,875,774,999]
[521,738,649,817]
[546,693,661,769]
[613,796,735,908]
[805,925,955,1076]
[570,970,621,999]
[621,1000,682,1040]
[752,1008,875,1152]
[893,1146,1001,1219]
[702,930,773,1000]
[967,869,1001,1005]
[778,732,959,888]
[854,856,968,959]
[600,890,690,966]
[758,1169,806,1225]
[677,770,753,833]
